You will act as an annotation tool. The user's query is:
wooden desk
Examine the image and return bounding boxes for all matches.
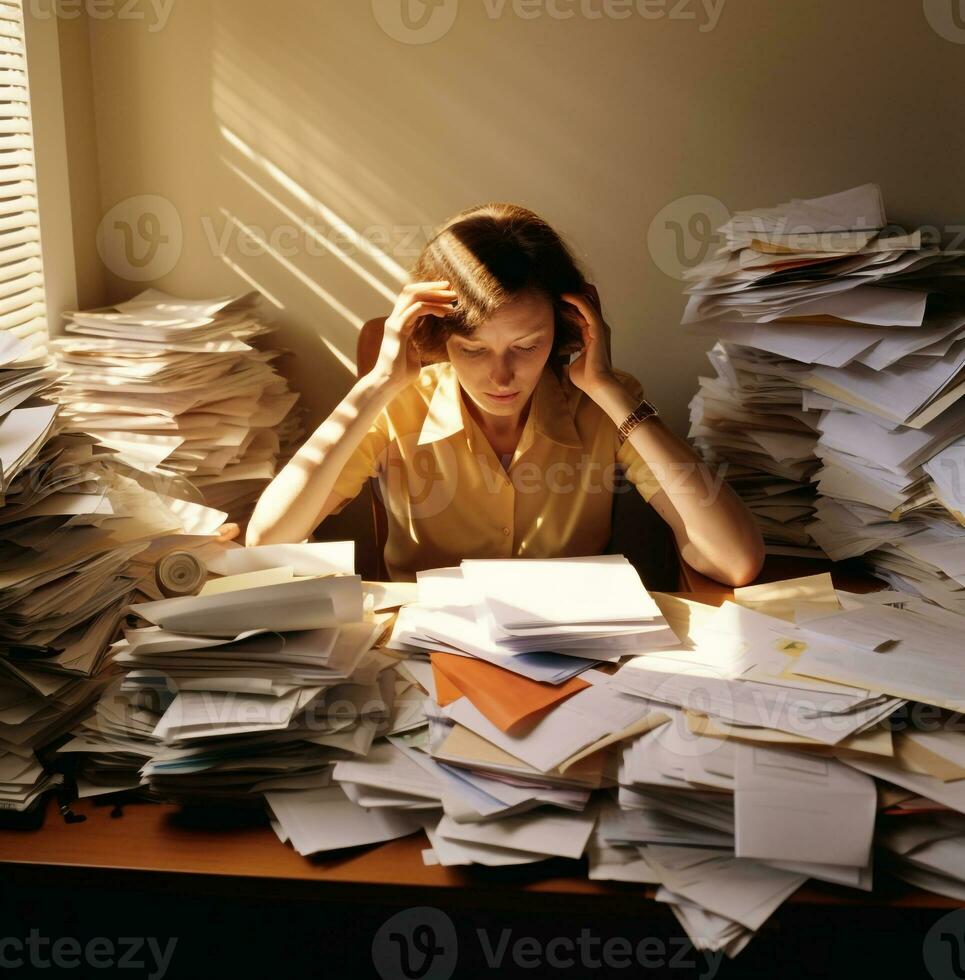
[678,553,888,597]
[0,794,959,910]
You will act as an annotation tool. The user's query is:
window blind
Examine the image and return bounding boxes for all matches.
[0,1,47,358]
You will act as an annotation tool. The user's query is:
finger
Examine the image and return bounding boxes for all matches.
[561,292,595,319]
[400,299,457,318]
[560,291,587,307]
[403,280,453,295]
[581,283,602,312]
[396,283,457,314]
[396,293,457,317]
[562,294,600,338]
[406,286,457,299]
[401,281,457,299]
[397,300,457,331]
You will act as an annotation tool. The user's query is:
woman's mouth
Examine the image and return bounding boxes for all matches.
[486,391,519,402]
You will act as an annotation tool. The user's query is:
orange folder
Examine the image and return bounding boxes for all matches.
[430,651,590,735]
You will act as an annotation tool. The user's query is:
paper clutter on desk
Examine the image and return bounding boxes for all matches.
[51,289,307,525]
[683,182,965,617]
[55,548,965,961]
[64,571,403,805]
[0,330,227,811]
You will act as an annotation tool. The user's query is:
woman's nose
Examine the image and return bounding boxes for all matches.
[490,357,514,388]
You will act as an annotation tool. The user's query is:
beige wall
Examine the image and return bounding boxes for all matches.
[55,11,105,311]
[52,0,965,542]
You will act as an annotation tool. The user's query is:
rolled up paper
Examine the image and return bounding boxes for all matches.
[155,550,207,597]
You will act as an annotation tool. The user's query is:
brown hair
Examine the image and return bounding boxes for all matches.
[408,203,589,365]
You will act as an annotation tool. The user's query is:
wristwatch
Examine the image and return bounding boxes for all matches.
[617,396,659,443]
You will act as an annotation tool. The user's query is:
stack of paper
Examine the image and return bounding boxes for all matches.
[352,568,923,954]
[0,755,64,814]
[63,547,422,808]
[268,556,666,863]
[878,811,965,900]
[58,676,163,800]
[583,574,916,951]
[686,340,823,556]
[388,555,678,672]
[373,560,667,864]
[0,329,229,811]
[682,183,965,614]
[50,289,306,523]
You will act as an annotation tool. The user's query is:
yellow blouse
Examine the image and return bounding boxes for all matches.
[328,361,661,581]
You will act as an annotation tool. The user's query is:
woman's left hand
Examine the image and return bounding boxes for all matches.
[561,287,618,397]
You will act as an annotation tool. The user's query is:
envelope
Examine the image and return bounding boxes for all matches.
[433,723,604,788]
[732,572,840,622]
[430,651,589,733]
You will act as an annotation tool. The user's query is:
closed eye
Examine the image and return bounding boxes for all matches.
[459,344,539,357]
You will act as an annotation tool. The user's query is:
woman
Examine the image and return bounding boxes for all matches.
[245,203,765,585]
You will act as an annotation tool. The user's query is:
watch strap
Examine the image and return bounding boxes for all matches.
[617,396,659,443]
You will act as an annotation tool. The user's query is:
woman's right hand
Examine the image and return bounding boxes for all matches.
[374,280,457,390]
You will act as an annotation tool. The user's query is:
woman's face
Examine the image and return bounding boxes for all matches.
[445,289,555,421]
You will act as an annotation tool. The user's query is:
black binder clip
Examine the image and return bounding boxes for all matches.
[55,781,86,825]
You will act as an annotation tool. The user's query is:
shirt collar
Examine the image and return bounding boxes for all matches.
[417,361,583,451]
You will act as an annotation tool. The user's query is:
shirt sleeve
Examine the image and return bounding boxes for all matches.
[611,368,662,504]
[326,407,391,516]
